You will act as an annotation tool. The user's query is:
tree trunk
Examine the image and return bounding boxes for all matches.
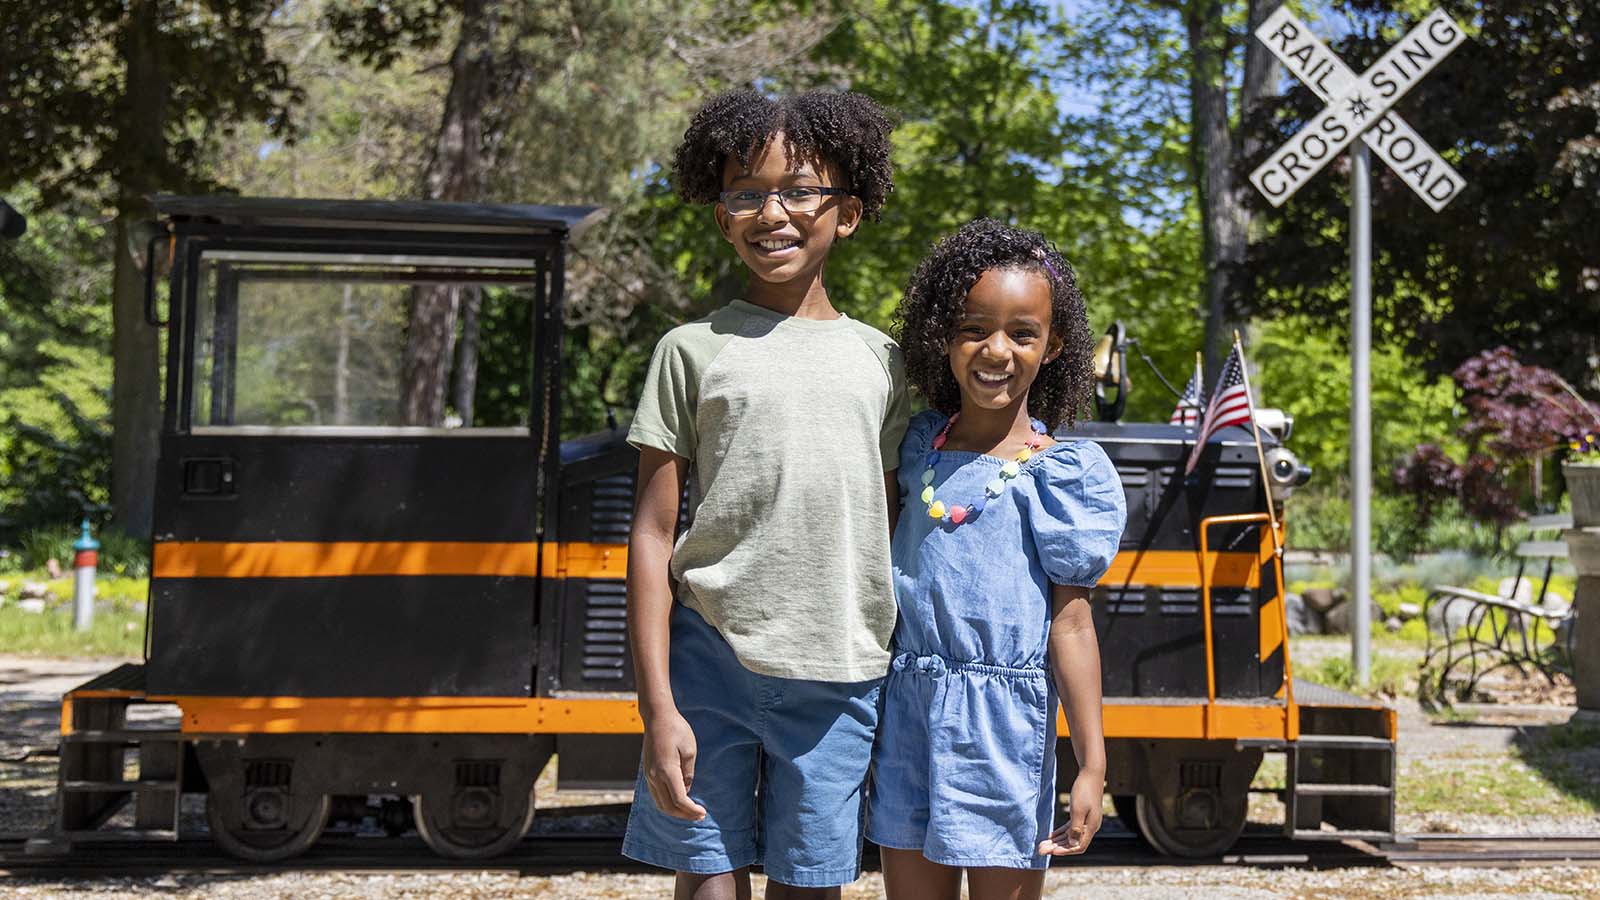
[335,284,352,425]
[452,286,482,426]
[1188,0,1281,375]
[108,0,169,538]
[401,0,496,425]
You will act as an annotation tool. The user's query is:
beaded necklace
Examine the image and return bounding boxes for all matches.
[919,414,1048,525]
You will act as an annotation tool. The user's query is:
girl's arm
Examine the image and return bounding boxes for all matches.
[627,445,706,821]
[1038,583,1105,855]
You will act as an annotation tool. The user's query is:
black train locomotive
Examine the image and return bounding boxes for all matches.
[53,198,1395,861]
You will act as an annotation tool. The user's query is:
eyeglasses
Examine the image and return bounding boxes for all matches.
[718,186,851,216]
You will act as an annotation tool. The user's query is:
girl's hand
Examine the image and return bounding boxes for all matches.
[1037,770,1104,856]
[641,708,707,821]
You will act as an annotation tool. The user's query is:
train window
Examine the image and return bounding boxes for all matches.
[189,250,540,433]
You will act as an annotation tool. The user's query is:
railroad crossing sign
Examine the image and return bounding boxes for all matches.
[1246,6,1470,688]
[1251,7,1467,210]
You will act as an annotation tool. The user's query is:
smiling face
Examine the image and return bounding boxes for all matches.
[948,267,1062,413]
[714,133,862,289]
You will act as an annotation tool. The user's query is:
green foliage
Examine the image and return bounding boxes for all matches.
[1302,650,1414,698]
[1254,316,1460,485]
[0,0,298,200]
[1243,0,1600,391]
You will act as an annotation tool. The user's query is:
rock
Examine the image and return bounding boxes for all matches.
[1324,597,1381,635]
[1285,593,1327,635]
[1385,615,1403,632]
[1498,576,1533,604]
[1540,591,1571,615]
[44,558,62,579]
[19,581,50,600]
[1398,601,1423,620]
[1302,587,1340,613]
[17,597,46,614]
[1425,593,1477,635]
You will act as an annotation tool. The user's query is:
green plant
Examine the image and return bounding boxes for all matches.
[97,528,150,579]
[16,526,74,571]
[1303,651,1414,698]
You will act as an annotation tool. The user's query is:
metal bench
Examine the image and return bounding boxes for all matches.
[1421,513,1576,702]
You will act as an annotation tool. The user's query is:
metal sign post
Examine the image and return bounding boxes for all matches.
[1249,7,1468,686]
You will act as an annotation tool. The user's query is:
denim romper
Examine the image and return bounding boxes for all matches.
[867,409,1127,869]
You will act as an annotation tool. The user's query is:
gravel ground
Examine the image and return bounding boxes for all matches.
[4,866,1600,899]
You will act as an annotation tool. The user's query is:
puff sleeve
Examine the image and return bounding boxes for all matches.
[898,408,949,474]
[1030,441,1128,587]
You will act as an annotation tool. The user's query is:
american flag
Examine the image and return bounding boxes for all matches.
[1169,359,1203,427]
[1184,343,1254,475]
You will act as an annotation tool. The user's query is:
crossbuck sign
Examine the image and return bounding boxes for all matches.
[1251,7,1467,210]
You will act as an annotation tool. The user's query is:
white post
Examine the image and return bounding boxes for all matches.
[72,518,99,633]
[1350,144,1373,686]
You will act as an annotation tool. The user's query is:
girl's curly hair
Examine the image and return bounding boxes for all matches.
[672,89,896,220]
[895,219,1094,430]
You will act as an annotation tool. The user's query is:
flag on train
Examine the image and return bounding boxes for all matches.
[1168,357,1203,427]
[1184,342,1253,475]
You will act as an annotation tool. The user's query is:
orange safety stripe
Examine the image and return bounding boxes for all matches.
[149,694,1302,741]
[152,541,618,580]
[152,541,1270,588]
[170,696,643,735]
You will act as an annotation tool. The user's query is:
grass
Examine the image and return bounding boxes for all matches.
[0,603,145,658]
[1401,748,1599,819]
[1293,638,1422,699]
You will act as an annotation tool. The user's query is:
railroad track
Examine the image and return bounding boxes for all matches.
[5,829,1600,875]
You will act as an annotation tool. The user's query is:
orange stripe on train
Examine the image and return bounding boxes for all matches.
[153,541,1265,587]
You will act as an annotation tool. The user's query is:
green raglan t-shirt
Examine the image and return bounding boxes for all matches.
[628,299,911,682]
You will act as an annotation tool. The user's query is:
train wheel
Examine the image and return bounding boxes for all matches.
[413,783,536,859]
[1133,788,1248,859]
[206,790,330,862]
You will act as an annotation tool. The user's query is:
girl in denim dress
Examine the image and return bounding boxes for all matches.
[869,220,1127,900]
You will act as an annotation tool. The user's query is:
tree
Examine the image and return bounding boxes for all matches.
[1396,347,1600,526]
[0,0,296,536]
[1240,0,1600,389]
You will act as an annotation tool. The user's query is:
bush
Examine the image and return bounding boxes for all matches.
[17,526,75,571]
[98,528,150,578]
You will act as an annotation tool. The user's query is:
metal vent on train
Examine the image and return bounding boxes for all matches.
[589,475,634,542]
[580,581,628,681]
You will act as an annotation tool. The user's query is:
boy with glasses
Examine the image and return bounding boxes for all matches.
[623,89,909,900]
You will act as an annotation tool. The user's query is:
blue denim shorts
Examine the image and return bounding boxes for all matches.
[622,603,883,887]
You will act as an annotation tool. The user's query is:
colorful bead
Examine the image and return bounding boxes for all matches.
[1030,418,1047,434]
[972,495,988,514]
[926,450,941,466]
[986,478,1006,496]
[921,485,935,503]
[932,433,947,449]
[928,500,946,519]
[921,468,936,485]
[1000,460,1021,478]
[1016,448,1032,463]
[950,505,969,524]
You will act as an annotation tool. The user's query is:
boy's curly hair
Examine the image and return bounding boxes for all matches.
[672,89,896,220]
[896,219,1094,430]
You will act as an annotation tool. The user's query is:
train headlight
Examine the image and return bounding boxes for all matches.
[1264,446,1312,501]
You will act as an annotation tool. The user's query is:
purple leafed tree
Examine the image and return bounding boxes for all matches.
[1395,347,1600,525]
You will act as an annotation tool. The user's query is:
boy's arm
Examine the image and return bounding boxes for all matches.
[1039,584,1106,855]
[627,445,706,821]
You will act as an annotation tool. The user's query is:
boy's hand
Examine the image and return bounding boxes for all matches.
[642,709,707,821]
[1037,770,1103,856]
